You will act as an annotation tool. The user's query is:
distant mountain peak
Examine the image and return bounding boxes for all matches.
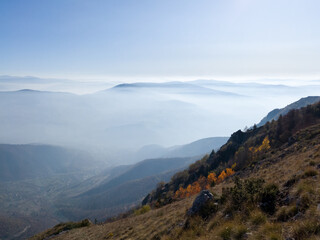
[257,96,320,127]
[18,89,41,92]
[107,81,243,96]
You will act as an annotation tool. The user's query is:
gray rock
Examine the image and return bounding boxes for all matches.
[292,212,303,220]
[187,190,213,216]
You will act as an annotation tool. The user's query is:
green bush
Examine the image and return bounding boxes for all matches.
[226,177,265,211]
[298,193,312,211]
[219,225,233,240]
[251,211,267,225]
[260,183,279,214]
[277,206,298,221]
[234,225,247,239]
[303,168,318,177]
[198,201,219,219]
[134,205,151,215]
[35,219,92,239]
[309,160,316,166]
[221,178,279,215]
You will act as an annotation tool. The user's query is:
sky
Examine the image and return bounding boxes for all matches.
[0,0,320,82]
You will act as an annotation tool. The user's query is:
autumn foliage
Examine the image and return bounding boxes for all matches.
[174,167,235,199]
[249,136,271,153]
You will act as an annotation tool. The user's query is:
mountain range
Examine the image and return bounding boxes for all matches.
[2,76,320,166]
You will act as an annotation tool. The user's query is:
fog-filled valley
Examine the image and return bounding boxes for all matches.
[1,75,320,239]
[2,76,320,165]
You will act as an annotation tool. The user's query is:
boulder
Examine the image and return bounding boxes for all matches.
[187,190,214,216]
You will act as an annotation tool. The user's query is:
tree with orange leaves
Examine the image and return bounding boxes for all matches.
[250,136,271,153]
[207,172,217,187]
[217,170,227,183]
[174,186,186,199]
[225,168,235,176]
[191,181,201,194]
[173,167,235,200]
[185,184,192,197]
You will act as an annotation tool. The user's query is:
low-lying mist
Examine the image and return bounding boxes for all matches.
[1,76,319,165]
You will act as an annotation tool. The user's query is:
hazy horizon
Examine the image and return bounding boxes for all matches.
[1,74,320,166]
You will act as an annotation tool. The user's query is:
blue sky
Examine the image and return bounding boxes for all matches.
[0,0,320,82]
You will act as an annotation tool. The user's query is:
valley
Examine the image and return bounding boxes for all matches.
[0,137,226,239]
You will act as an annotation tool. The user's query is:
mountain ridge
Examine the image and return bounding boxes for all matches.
[257,96,320,127]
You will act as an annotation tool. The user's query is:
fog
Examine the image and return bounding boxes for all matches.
[1,76,320,164]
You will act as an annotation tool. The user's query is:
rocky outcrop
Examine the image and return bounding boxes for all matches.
[187,190,214,216]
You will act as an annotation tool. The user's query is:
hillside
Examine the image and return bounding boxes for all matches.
[32,101,320,240]
[143,99,320,206]
[131,137,228,165]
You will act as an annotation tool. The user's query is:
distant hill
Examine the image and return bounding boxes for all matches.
[81,156,200,197]
[257,96,320,127]
[61,170,178,221]
[163,137,228,158]
[0,144,99,181]
[109,82,241,96]
[134,137,228,161]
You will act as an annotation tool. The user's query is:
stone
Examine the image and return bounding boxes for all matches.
[187,190,213,216]
[292,212,303,220]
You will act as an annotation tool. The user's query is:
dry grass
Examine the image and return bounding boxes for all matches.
[44,196,194,240]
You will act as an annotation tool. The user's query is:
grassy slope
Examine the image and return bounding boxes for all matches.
[32,122,320,240]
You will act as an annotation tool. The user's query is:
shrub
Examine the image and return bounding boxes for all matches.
[298,193,312,211]
[183,216,205,237]
[35,219,92,239]
[134,205,151,215]
[297,181,315,194]
[259,223,282,240]
[234,225,247,240]
[303,168,318,178]
[309,160,316,166]
[219,225,233,240]
[277,206,298,221]
[292,219,320,239]
[260,183,279,214]
[198,200,219,219]
[227,177,265,211]
[106,232,114,239]
[250,211,267,225]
